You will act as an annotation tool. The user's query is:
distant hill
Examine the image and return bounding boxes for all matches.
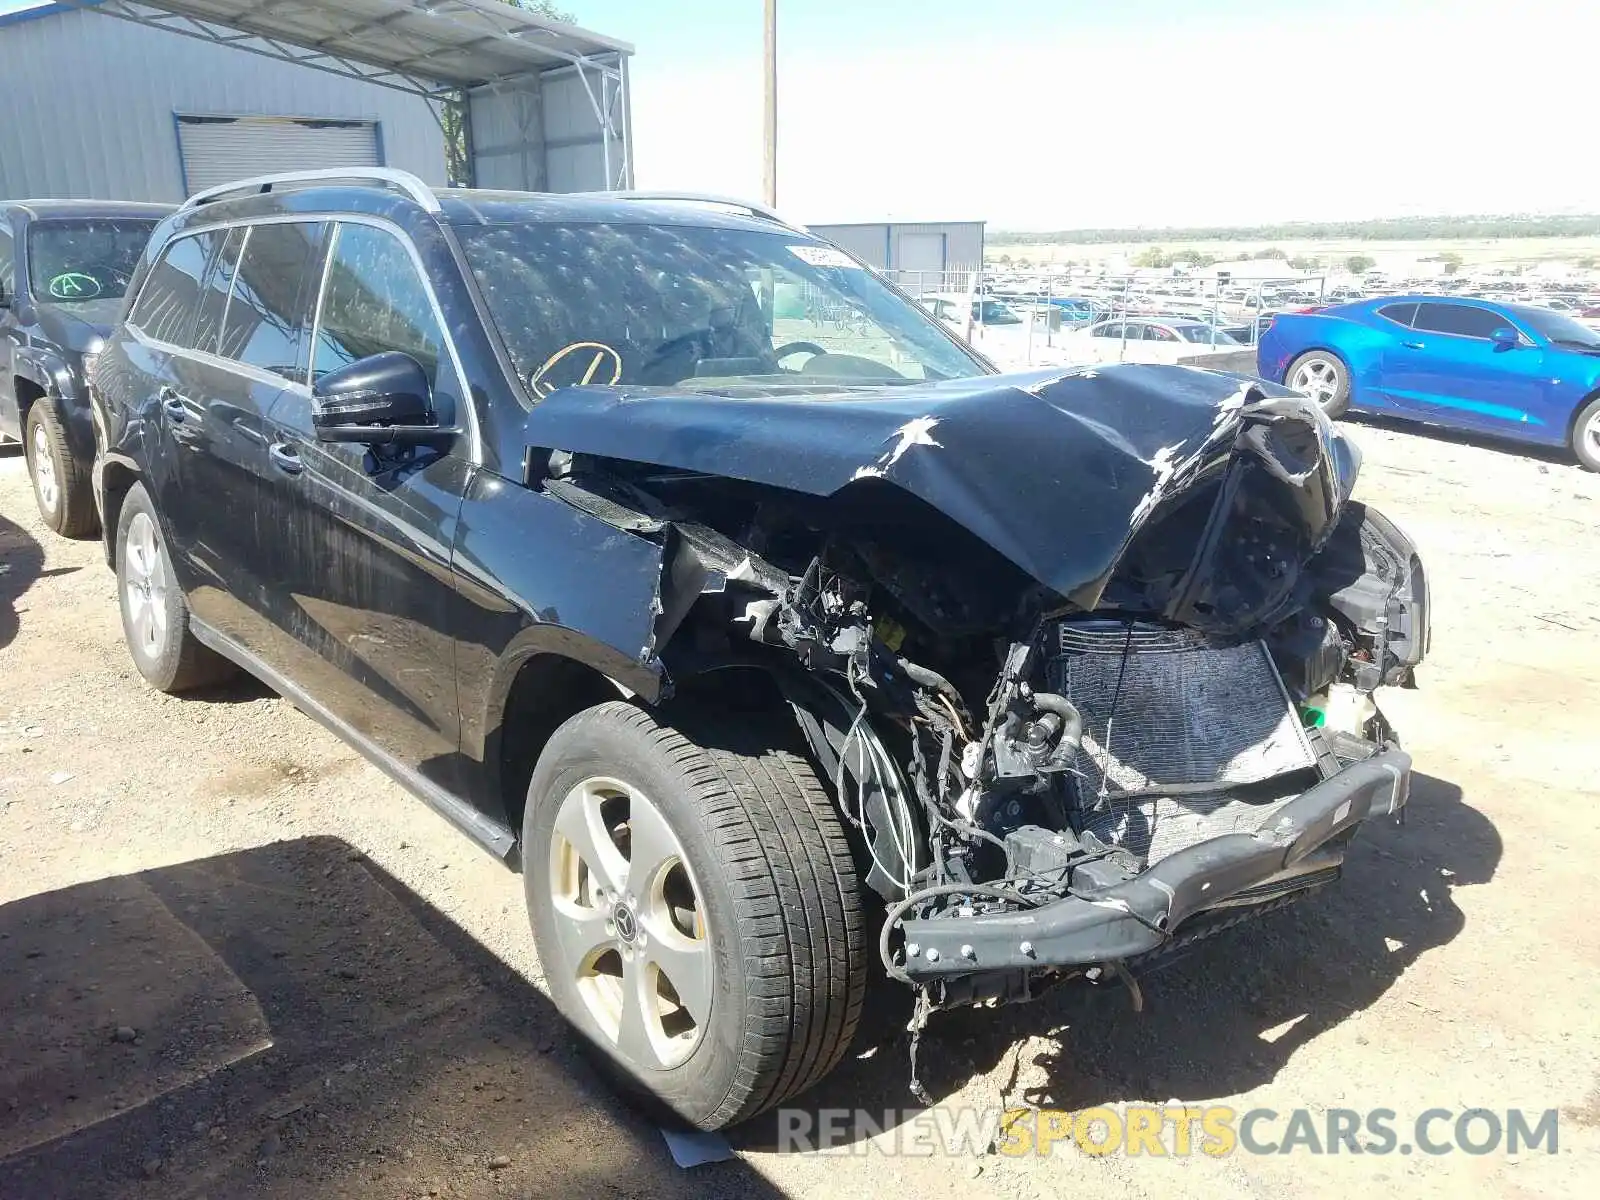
[990,215,1600,246]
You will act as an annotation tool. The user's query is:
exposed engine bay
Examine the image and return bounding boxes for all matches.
[522,364,1429,1090]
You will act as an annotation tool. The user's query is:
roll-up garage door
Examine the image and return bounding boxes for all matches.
[176,116,380,195]
[896,231,947,276]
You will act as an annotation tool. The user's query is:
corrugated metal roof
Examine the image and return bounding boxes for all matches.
[42,0,632,88]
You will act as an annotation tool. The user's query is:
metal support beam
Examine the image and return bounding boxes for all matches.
[48,0,634,195]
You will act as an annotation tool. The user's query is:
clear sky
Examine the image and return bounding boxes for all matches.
[5,1,1596,228]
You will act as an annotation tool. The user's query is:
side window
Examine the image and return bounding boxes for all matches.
[191,226,247,354]
[1147,325,1178,342]
[0,226,14,297]
[1413,302,1508,340]
[221,220,327,380]
[310,223,446,389]
[1095,323,1121,338]
[128,231,219,347]
[1378,302,1417,328]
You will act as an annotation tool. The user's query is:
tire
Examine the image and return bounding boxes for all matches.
[25,404,97,538]
[1573,395,1600,473]
[523,700,866,1130]
[115,482,236,693]
[1285,350,1352,419]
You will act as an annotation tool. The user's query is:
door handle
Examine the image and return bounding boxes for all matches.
[1400,341,1425,350]
[269,442,303,476]
[159,387,189,421]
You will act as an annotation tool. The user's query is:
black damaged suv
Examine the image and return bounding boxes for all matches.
[94,169,1428,1129]
[1,200,171,535]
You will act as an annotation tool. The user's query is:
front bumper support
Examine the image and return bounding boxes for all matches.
[898,748,1411,980]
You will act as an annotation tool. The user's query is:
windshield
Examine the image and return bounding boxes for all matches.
[27,218,158,303]
[454,221,989,400]
[1513,304,1600,349]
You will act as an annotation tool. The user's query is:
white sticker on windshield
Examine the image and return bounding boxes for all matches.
[789,244,860,269]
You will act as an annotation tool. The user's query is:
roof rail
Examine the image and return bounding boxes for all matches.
[181,168,441,213]
[577,190,798,229]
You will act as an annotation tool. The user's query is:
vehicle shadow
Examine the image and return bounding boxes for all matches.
[1,508,45,651]
[1343,412,1577,467]
[0,837,776,1199]
[737,769,1497,1149]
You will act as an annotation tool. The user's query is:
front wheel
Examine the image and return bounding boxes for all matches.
[1573,395,1600,473]
[523,700,866,1129]
[26,405,97,537]
[1286,350,1352,419]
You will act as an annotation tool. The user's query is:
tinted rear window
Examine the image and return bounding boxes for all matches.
[1378,302,1417,327]
[192,226,247,354]
[129,231,220,347]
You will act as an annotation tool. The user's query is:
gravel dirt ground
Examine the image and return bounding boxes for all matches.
[2,418,1598,1199]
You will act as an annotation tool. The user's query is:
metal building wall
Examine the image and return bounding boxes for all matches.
[468,64,629,193]
[808,222,987,274]
[808,224,893,270]
[0,7,446,202]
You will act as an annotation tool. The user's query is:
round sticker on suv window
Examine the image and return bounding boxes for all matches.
[47,272,103,300]
[788,245,859,269]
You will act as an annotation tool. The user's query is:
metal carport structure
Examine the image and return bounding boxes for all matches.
[52,0,635,191]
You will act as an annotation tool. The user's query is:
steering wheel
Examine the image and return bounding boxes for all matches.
[774,341,827,365]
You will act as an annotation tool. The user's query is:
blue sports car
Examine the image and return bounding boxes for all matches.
[1258,296,1600,471]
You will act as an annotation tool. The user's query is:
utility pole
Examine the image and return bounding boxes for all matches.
[763,0,777,207]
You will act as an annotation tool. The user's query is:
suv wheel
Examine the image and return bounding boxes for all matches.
[115,482,236,693]
[26,405,96,537]
[524,700,866,1130]
[1286,350,1352,418]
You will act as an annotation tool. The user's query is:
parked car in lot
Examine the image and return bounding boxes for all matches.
[94,169,1429,1129]
[1260,294,1600,470]
[0,200,171,534]
[1077,317,1242,346]
[920,292,1025,325]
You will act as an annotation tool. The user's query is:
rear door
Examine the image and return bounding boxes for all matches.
[0,220,18,440]
[1381,301,1546,431]
[260,218,469,785]
[121,229,224,560]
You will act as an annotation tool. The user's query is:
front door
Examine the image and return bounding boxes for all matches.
[1382,301,1546,433]
[258,220,469,788]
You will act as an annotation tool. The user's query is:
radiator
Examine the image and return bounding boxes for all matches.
[1048,621,1317,864]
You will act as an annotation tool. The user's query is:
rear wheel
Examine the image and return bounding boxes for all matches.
[115,482,236,693]
[1573,395,1600,473]
[26,405,96,537]
[1286,350,1351,419]
[523,700,866,1129]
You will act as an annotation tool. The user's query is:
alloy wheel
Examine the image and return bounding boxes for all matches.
[1585,407,1600,463]
[31,423,58,514]
[1289,356,1341,408]
[123,511,170,658]
[547,776,712,1070]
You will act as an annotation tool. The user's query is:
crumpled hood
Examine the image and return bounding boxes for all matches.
[522,363,1358,614]
[34,300,121,353]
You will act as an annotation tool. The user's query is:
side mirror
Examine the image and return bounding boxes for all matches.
[311,352,439,444]
[1490,326,1521,351]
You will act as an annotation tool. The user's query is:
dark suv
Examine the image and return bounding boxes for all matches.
[94,169,1429,1130]
[1,200,171,535]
